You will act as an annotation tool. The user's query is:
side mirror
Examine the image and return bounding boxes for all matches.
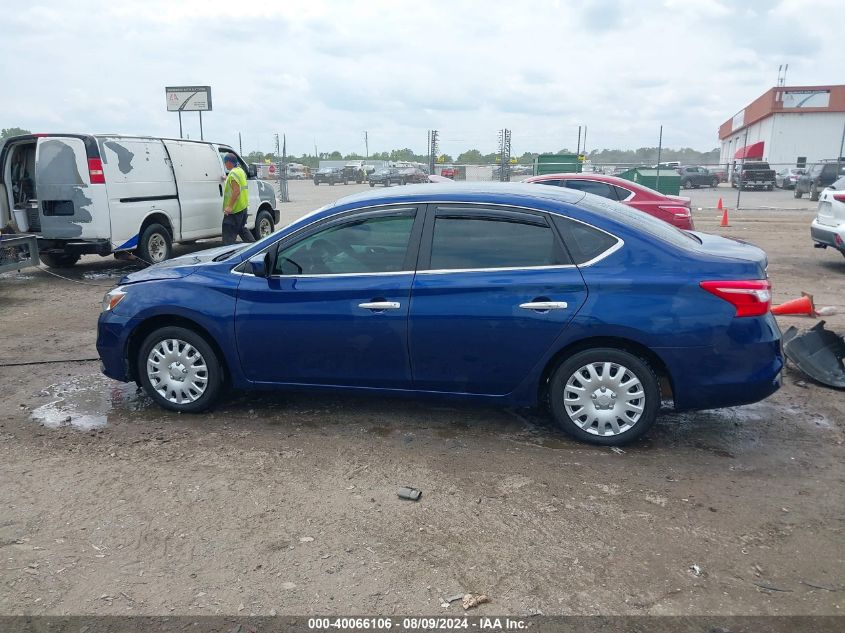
[248,252,270,277]
[247,164,257,179]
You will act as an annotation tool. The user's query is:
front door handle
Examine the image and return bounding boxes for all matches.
[219,183,223,196]
[519,301,568,312]
[359,301,401,311]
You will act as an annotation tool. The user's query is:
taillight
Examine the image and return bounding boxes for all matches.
[700,280,771,317]
[88,158,106,184]
[833,193,845,202]
[659,205,690,218]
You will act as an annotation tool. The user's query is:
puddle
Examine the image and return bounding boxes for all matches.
[0,271,35,281]
[31,374,154,431]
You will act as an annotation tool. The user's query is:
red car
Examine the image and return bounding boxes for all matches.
[523,173,694,230]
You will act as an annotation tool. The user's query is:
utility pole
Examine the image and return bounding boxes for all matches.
[576,126,581,156]
[364,131,369,160]
[736,127,749,210]
[583,125,588,156]
[655,125,663,192]
[238,132,243,155]
[178,111,183,139]
[199,111,203,140]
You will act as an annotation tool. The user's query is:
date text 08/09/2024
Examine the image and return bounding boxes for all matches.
[308,617,528,630]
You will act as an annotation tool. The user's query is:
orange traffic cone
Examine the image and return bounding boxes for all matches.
[717,197,723,210]
[772,292,816,317]
[720,206,730,227]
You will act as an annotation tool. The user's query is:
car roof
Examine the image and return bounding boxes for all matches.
[525,172,646,188]
[334,182,585,208]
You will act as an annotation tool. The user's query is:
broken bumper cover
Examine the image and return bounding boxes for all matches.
[783,321,845,389]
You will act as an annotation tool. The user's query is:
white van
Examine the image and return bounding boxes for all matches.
[0,134,279,267]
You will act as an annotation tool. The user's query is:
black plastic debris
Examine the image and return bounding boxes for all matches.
[782,321,845,389]
[397,486,422,501]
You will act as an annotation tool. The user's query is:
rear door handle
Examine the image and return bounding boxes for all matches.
[359,301,401,311]
[519,301,568,312]
[219,184,223,196]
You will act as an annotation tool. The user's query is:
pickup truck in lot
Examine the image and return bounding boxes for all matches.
[731,162,776,190]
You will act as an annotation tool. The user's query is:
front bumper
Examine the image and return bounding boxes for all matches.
[811,219,845,250]
[96,311,135,382]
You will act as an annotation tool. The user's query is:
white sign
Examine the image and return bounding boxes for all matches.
[731,109,745,132]
[166,86,212,112]
[780,90,830,109]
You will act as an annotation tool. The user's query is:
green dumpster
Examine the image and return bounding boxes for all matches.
[616,167,681,196]
[534,153,582,176]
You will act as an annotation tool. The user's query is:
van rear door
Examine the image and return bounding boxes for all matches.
[162,140,223,240]
[35,136,110,240]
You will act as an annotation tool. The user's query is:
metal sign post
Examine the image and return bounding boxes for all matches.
[166,86,212,139]
[655,125,663,192]
[736,127,749,211]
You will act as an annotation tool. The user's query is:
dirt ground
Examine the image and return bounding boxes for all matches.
[1,182,843,616]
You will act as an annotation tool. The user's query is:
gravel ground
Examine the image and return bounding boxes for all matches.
[1,180,843,616]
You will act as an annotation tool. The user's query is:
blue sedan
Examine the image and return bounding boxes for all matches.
[97,183,782,445]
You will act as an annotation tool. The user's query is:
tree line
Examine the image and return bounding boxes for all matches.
[245,146,720,167]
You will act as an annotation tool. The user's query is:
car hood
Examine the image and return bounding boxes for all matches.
[119,244,239,284]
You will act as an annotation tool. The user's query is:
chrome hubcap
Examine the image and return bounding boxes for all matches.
[148,234,167,262]
[564,362,645,436]
[258,218,272,237]
[146,339,208,404]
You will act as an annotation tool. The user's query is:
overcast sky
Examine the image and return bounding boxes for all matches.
[1,0,840,157]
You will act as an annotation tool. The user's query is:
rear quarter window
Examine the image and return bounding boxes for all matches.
[573,196,699,250]
[551,215,619,265]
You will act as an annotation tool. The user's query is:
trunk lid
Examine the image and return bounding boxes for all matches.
[688,231,768,278]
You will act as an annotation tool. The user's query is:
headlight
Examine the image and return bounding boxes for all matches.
[102,287,127,312]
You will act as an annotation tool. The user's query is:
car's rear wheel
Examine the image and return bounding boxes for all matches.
[794,188,802,198]
[683,180,692,190]
[810,184,820,201]
[711,177,719,187]
[137,326,223,413]
[549,348,659,446]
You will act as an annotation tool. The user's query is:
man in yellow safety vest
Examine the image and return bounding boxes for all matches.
[222,153,255,245]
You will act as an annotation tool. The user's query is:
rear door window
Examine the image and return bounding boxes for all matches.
[564,179,620,200]
[427,209,569,270]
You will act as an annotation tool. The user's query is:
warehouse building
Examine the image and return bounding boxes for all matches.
[718,85,845,168]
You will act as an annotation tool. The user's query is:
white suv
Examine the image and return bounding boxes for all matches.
[811,176,845,257]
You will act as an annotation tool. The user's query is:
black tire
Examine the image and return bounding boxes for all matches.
[810,184,820,201]
[314,180,319,186]
[369,182,375,187]
[136,223,172,265]
[137,326,223,413]
[252,209,275,240]
[329,181,334,186]
[683,180,693,190]
[794,188,802,198]
[548,348,660,446]
[39,252,81,268]
[711,177,719,188]
[400,178,407,186]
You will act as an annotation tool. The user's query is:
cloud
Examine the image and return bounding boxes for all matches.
[0,0,841,157]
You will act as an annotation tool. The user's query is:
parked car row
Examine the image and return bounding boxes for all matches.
[368,167,428,187]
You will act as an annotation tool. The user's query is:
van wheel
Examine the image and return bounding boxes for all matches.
[548,348,659,446]
[40,252,81,268]
[137,223,172,265]
[137,326,223,413]
[253,209,275,240]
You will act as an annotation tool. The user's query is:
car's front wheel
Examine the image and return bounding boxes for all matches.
[137,326,223,413]
[794,188,803,198]
[548,348,659,446]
